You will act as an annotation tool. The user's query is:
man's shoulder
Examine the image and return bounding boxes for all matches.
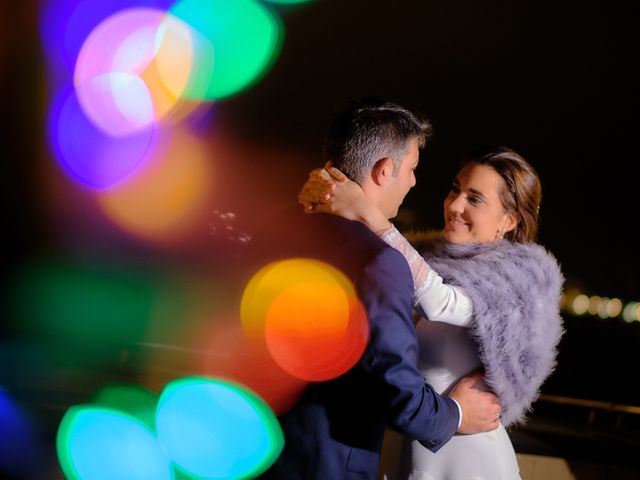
[254,206,383,251]
[249,205,408,276]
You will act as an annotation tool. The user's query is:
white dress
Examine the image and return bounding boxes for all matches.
[378,228,521,480]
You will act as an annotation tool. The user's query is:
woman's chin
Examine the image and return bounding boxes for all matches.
[444,230,465,244]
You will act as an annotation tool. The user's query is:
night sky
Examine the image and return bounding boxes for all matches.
[2,0,638,308]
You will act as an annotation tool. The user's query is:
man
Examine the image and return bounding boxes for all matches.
[257,98,500,479]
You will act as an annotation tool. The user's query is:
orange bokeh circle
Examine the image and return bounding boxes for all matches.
[240,259,369,382]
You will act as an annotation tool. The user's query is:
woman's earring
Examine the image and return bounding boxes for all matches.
[497,230,504,239]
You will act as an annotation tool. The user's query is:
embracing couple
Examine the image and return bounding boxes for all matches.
[257,98,564,480]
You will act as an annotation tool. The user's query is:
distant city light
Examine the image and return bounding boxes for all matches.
[622,302,637,323]
[571,294,590,315]
[597,297,610,319]
[564,292,638,323]
[587,296,601,316]
[606,298,623,318]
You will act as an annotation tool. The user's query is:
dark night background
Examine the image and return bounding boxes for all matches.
[2,0,640,478]
[3,0,639,298]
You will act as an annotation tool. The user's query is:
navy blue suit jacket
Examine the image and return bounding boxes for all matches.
[254,208,459,479]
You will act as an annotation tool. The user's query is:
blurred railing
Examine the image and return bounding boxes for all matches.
[538,394,640,429]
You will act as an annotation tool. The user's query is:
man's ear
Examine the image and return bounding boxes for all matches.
[371,158,394,186]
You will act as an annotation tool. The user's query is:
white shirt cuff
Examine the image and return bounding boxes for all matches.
[451,398,463,430]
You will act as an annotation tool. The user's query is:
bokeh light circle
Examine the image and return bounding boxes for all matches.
[156,377,283,479]
[96,127,211,240]
[39,0,176,75]
[264,0,315,4]
[48,87,156,189]
[0,391,40,477]
[93,384,160,431]
[168,0,283,100]
[265,281,369,381]
[74,8,197,137]
[240,259,369,381]
[57,407,173,480]
[9,261,157,359]
[205,322,307,415]
[75,72,155,137]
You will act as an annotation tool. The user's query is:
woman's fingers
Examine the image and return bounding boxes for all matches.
[299,165,350,214]
[305,178,334,193]
[302,170,335,202]
[325,167,348,183]
[303,187,331,202]
[309,168,333,182]
[298,184,332,213]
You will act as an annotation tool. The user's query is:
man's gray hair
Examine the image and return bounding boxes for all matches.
[324,98,432,184]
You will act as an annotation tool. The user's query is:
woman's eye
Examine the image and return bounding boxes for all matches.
[469,196,481,205]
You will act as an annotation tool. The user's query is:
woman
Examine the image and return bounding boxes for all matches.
[298,146,564,480]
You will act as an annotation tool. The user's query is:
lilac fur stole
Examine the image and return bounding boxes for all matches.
[413,233,565,426]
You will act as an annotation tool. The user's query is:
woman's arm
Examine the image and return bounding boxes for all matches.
[381,227,472,327]
[299,167,473,327]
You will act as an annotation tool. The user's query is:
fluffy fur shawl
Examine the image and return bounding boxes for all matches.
[411,232,565,427]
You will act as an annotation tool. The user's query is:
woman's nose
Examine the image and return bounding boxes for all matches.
[448,194,465,213]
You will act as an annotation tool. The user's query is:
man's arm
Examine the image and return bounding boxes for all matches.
[356,247,457,451]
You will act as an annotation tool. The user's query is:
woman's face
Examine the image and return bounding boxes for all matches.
[443,163,517,244]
